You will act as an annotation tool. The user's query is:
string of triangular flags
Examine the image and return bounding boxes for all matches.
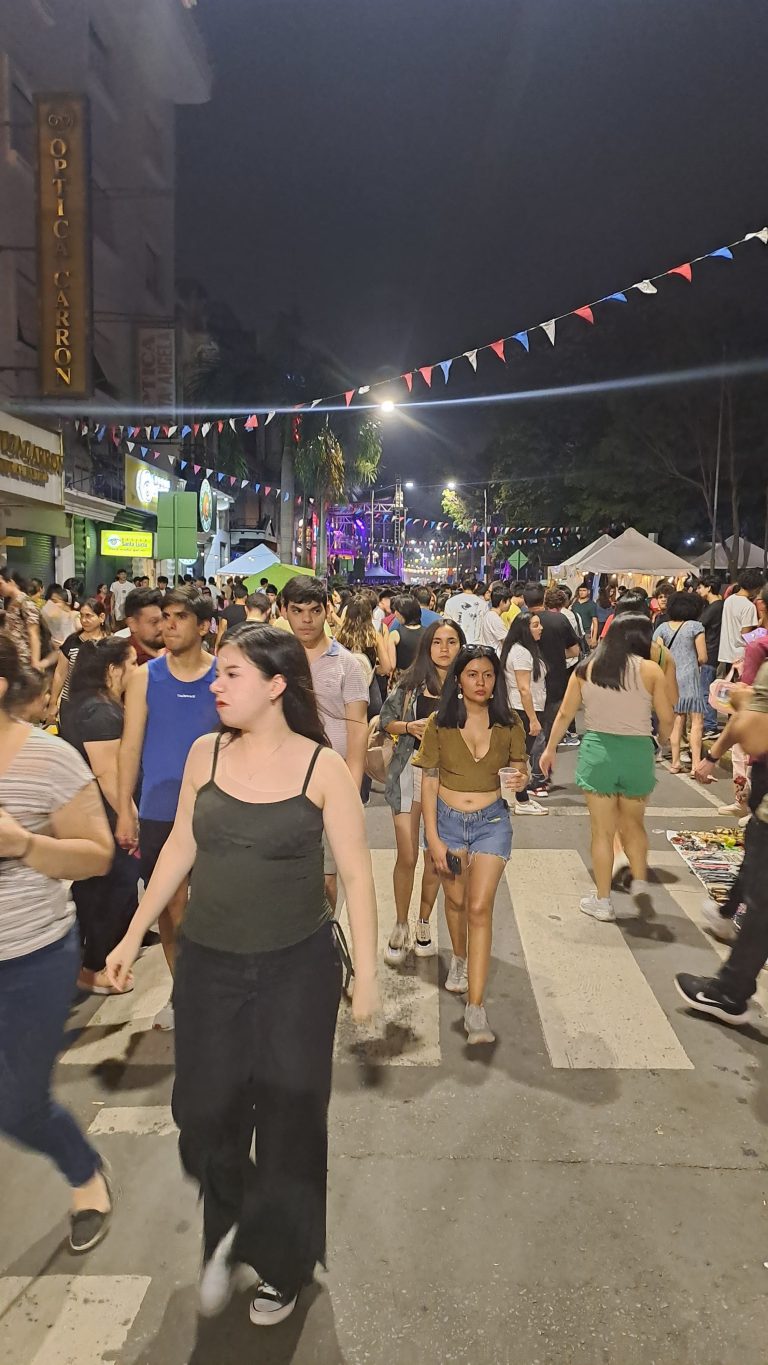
[74,222,768,431]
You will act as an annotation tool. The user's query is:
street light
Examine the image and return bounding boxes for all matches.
[380,400,396,414]
[446,480,456,490]
[404,480,414,489]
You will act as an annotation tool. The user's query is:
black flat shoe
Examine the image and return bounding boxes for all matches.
[69,1161,113,1253]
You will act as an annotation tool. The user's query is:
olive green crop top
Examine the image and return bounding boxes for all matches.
[412,712,527,791]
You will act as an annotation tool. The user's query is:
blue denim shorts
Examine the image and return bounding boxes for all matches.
[436,797,513,861]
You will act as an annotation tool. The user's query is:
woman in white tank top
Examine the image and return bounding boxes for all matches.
[540,615,675,922]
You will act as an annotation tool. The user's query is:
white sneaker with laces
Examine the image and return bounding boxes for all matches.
[445,954,468,993]
[199,1226,237,1318]
[249,1282,298,1326]
[579,894,616,922]
[718,801,746,817]
[464,1003,495,1044]
[384,921,410,966]
[153,1002,174,1031]
[700,897,737,942]
[515,798,548,816]
[414,918,435,957]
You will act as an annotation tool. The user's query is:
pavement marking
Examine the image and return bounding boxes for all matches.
[652,849,768,1016]
[660,762,727,809]
[0,1275,150,1364]
[335,848,441,1065]
[60,944,172,1066]
[505,849,693,1070]
[542,806,725,817]
[88,1104,176,1136]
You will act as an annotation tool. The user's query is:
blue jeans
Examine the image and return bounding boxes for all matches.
[0,927,100,1187]
[436,797,513,860]
[700,664,718,730]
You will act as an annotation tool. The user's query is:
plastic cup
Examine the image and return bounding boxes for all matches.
[499,767,520,806]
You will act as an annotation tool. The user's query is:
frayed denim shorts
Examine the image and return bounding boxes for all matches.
[436,796,513,861]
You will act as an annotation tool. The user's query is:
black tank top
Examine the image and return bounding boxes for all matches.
[184,736,332,953]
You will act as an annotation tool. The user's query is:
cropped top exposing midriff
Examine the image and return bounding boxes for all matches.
[412,711,527,791]
[183,735,332,954]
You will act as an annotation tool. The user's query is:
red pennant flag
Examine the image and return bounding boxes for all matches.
[573,306,594,324]
[244,414,259,430]
[193,464,201,475]
[418,366,433,387]
[217,420,224,434]
[152,450,161,461]
[344,390,355,407]
[229,475,237,486]
[162,425,170,437]
[402,372,413,392]
[667,263,692,282]
[264,485,271,496]
[131,426,141,438]
[191,423,199,437]
[489,339,506,362]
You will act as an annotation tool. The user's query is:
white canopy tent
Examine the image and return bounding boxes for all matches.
[576,527,694,578]
[551,533,614,578]
[690,537,766,572]
[217,544,280,578]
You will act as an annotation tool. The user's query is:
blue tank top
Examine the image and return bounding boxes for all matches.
[139,654,219,821]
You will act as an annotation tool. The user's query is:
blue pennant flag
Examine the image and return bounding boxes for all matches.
[151,426,160,440]
[512,332,529,352]
[430,521,436,528]
[96,425,107,441]
[181,425,192,438]
[253,482,260,492]
[179,460,188,470]
[601,292,628,303]
[217,472,225,482]
[709,247,733,260]
[439,360,452,383]
[140,446,148,457]
[283,491,290,501]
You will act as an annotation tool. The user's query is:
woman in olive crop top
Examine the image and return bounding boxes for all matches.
[106,625,379,1329]
[413,645,528,1046]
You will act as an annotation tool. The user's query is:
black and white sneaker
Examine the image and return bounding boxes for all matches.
[414,918,435,957]
[674,974,751,1026]
[249,1281,298,1326]
[69,1159,113,1254]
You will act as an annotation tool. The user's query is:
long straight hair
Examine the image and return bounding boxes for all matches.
[500,612,544,682]
[221,623,329,746]
[399,618,466,697]
[577,613,652,691]
[437,645,513,729]
[68,637,135,700]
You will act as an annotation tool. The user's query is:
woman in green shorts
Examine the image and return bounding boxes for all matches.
[540,614,674,922]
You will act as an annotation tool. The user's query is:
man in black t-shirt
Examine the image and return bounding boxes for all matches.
[215,582,248,651]
[524,584,580,750]
[697,577,724,737]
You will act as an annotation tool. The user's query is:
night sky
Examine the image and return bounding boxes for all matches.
[177,0,768,505]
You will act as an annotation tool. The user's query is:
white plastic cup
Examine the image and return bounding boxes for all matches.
[499,767,520,806]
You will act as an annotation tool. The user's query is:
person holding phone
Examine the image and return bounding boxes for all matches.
[413,646,527,1045]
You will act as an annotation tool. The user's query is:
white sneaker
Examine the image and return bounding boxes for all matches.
[718,801,746,817]
[701,897,737,943]
[445,954,468,993]
[579,894,616,922]
[515,798,548,815]
[464,1003,495,1044]
[738,813,751,828]
[152,1002,174,1031]
[199,1226,237,1318]
[249,1282,298,1326]
[414,918,436,957]
[384,922,410,967]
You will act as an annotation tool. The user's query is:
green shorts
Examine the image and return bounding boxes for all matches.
[575,731,655,800]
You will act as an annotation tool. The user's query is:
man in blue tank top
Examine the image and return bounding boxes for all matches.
[117,587,218,1029]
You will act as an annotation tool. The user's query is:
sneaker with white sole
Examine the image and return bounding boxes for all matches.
[558,733,581,749]
[199,1226,238,1318]
[153,1002,175,1031]
[414,918,435,957]
[249,1282,298,1326]
[464,1003,495,1044]
[384,921,410,966]
[700,897,737,943]
[445,954,468,993]
[674,973,750,1026]
[718,801,747,817]
[579,894,616,922]
[515,798,548,816]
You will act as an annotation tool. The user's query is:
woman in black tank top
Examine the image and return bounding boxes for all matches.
[105,626,379,1329]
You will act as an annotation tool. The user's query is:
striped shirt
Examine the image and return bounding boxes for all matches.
[0,728,94,961]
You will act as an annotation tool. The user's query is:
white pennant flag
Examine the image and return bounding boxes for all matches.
[229,418,237,432]
[541,320,556,345]
[310,399,323,408]
[744,227,768,244]
[145,426,152,439]
[168,425,178,437]
[241,479,249,488]
[265,412,275,425]
[633,279,658,294]
[126,441,135,452]
[358,385,370,395]
[464,349,478,371]
[201,422,211,437]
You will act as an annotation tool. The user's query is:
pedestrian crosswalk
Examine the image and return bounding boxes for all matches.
[0,1276,150,1365]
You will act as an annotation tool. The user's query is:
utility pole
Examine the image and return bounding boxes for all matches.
[370,486,375,565]
[483,485,489,578]
[710,359,725,574]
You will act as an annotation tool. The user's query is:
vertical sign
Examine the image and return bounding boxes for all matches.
[137,327,177,407]
[36,93,92,398]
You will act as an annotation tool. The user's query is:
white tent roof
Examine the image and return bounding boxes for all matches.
[218,544,280,577]
[576,527,695,577]
[552,533,614,575]
[691,537,766,572]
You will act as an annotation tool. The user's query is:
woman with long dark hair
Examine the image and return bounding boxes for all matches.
[413,645,528,1044]
[48,597,109,735]
[0,634,115,1252]
[540,615,674,921]
[379,619,465,964]
[106,624,379,1328]
[500,612,549,813]
[66,638,140,994]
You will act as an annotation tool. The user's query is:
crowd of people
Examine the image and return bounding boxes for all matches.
[1,556,767,1328]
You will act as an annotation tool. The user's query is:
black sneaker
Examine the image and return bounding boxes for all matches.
[674,974,750,1026]
[249,1282,298,1326]
[69,1160,113,1253]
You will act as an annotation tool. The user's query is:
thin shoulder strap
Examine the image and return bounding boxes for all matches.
[301,743,325,796]
[210,731,224,780]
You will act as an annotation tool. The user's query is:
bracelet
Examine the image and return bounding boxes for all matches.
[405,722,411,736]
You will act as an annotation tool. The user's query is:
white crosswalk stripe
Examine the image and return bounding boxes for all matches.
[89,1104,176,1136]
[0,1276,150,1364]
[505,849,693,1069]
